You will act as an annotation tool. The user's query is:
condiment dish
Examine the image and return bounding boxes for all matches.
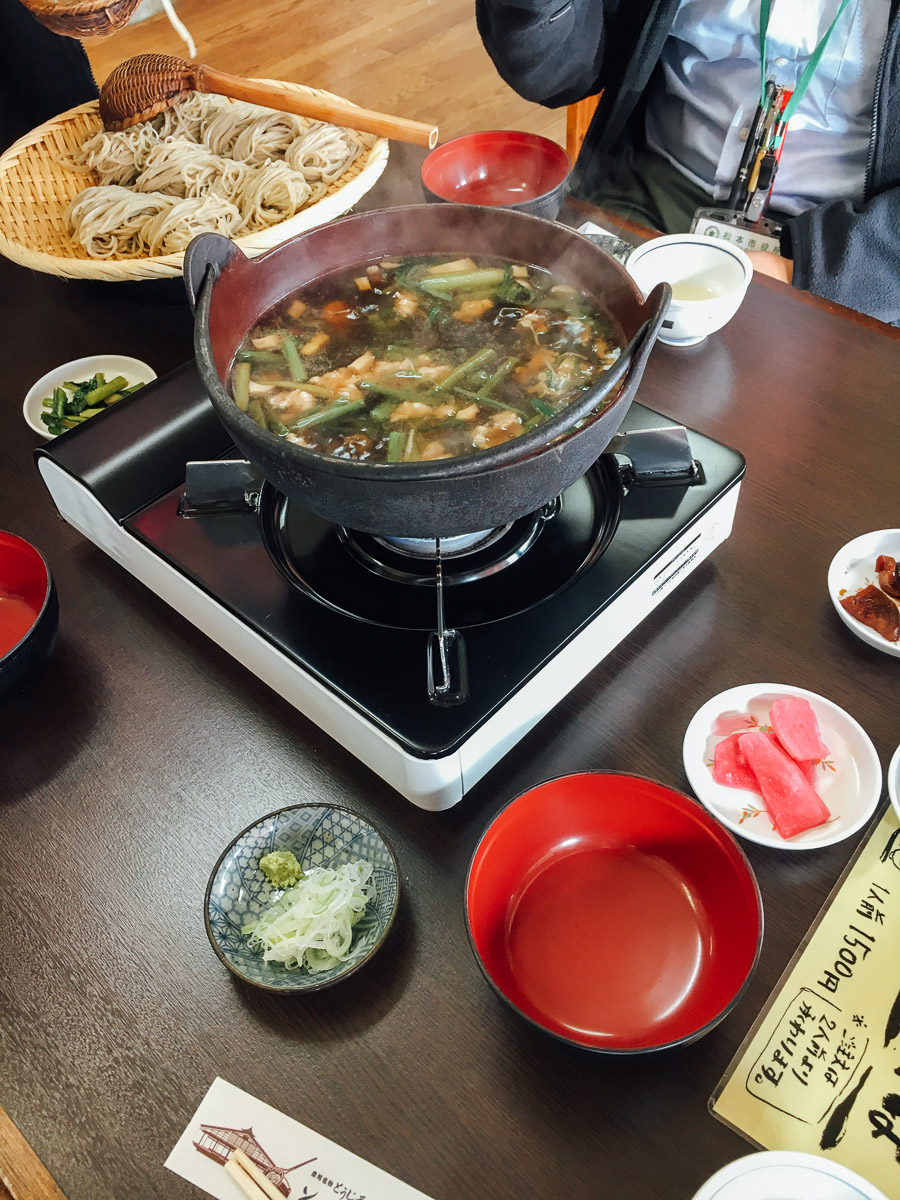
[420,130,572,220]
[827,529,900,658]
[889,742,900,825]
[205,803,400,993]
[466,772,762,1053]
[682,683,882,850]
[690,1150,889,1200]
[626,233,752,346]
[0,531,58,701]
[23,354,156,438]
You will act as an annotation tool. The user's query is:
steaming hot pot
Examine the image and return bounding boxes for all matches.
[185,205,669,538]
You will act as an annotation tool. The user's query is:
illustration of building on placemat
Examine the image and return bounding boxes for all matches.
[193,1122,316,1196]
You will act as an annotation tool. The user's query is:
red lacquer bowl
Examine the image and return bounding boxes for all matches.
[421,130,572,220]
[466,773,763,1053]
[0,531,58,700]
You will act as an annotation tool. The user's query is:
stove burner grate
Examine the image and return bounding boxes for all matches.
[257,456,623,630]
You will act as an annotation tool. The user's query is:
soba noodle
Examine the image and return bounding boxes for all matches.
[63,92,375,260]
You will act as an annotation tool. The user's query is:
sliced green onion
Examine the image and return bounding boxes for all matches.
[370,399,397,423]
[419,268,506,293]
[248,398,269,429]
[239,350,284,364]
[282,336,307,382]
[233,361,251,411]
[289,399,365,430]
[479,356,519,397]
[437,348,496,391]
[386,430,406,462]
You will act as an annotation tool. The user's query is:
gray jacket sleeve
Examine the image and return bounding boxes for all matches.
[475,0,607,107]
[784,189,900,326]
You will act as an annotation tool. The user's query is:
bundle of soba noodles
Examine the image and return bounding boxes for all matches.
[63,92,374,260]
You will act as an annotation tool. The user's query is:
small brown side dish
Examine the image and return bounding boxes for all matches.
[877,554,900,599]
[840,582,900,643]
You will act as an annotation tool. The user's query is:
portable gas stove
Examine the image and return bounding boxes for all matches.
[36,361,744,810]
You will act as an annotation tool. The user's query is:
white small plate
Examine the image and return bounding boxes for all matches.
[827,530,900,658]
[889,742,900,823]
[691,1150,888,1200]
[23,355,157,439]
[682,683,881,850]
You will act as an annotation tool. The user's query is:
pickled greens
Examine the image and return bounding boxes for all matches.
[243,859,375,972]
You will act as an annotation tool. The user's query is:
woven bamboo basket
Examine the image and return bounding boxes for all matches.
[19,0,141,38]
[0,81,390,282]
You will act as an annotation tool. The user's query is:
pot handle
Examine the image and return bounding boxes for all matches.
[627,281,671,378]
[570,280,669,420]
[183,233,248,314]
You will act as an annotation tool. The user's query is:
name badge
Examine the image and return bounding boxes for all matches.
[691,207,782,255]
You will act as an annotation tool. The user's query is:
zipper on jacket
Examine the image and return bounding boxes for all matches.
[863,2,898,199]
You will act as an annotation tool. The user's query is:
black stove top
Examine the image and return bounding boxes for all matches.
[39,361,744,759]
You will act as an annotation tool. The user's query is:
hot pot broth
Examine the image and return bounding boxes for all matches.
[230,254,623,463]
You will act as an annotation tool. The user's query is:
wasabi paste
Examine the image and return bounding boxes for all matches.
[259,850,304,888]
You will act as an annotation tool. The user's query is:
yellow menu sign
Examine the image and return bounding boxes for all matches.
[712,803,900,1197]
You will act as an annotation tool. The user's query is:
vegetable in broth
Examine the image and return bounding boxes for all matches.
[229,254,623,463]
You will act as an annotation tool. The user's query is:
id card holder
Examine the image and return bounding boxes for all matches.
[691,208,782,255]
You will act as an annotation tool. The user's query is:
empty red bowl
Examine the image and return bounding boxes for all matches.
[421,130,572,220]
[466,772,763,1053]
[0,531,58,700]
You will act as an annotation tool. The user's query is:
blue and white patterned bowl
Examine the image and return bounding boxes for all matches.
[205,804,400,993]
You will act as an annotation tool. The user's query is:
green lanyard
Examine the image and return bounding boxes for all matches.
[759,0,852,121]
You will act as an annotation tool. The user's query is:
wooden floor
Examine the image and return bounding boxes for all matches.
[85,0,566,147]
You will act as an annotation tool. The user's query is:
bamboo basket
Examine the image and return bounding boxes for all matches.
[19,0,142,38]
[0,81,390,282]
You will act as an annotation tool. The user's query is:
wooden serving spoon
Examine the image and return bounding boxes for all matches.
[98,53,439,147]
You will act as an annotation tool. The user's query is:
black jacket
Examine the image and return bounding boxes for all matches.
[476,0,900,324]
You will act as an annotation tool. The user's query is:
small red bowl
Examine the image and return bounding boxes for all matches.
[466,772,763,1053]
[421,130,572,220]
[0,531,58,700]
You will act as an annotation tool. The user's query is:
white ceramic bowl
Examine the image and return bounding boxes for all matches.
[889,742,900,823]
[682,683,882,850]
[23,354,156,439]
[827,530,900,658]
[691,1150,889,1200]
[626,233,752,346]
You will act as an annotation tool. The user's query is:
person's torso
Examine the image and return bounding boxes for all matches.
[643,0,890,215]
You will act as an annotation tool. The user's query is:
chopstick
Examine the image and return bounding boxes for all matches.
[224,1149,286,1200]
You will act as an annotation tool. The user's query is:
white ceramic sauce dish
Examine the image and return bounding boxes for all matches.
[626,233,752,346]
[690,1150,889,1200]
[889,742,900,823]
[827,529,900,658]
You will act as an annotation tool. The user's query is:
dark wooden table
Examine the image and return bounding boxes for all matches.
[1,144,899,1200]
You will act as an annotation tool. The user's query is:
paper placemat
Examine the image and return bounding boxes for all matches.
[167,1078,439,1200]
[711,803,900,1197]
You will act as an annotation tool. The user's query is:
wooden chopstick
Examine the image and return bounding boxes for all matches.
[0,1105,68,1200]
[225,1149,289,1200]
[224,1157,269,1200]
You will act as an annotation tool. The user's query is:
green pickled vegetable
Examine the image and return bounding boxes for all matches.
[37,372,146,437]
